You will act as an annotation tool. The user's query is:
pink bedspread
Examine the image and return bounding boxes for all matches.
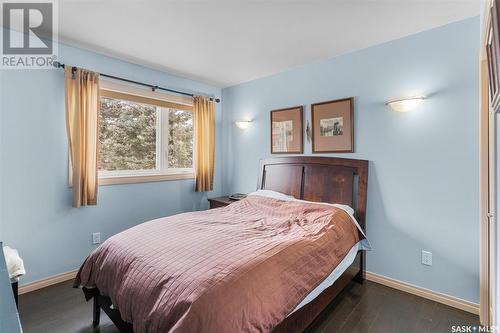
[74,195,360,333]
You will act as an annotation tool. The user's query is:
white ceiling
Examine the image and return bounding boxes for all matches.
[56,0,479,87]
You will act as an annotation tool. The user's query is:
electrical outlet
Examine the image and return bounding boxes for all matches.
[421,250,432,266]
[92,232,101,245]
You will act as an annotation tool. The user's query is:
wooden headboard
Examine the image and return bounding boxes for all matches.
[257,156,368,229]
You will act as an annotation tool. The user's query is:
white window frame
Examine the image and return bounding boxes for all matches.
[87,84,194,186]
[98,106,195,185]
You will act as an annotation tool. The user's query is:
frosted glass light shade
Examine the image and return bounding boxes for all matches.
[386,96,425,112]
[235,121,252,129]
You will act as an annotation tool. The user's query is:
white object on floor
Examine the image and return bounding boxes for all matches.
[3,246,25,282]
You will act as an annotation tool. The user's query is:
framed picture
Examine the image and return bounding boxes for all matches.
[270,106,303,154]
[312,97,354,153]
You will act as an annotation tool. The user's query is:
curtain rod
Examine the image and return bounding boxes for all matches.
[53,61,220,103]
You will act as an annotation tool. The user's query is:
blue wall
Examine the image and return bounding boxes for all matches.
[0,17,480,305]
[0,38,222,284]
[222,17,480,303]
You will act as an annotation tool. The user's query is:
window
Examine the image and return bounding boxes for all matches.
[98,89,194,185]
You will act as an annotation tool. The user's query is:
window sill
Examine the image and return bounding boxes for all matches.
[98,172,194,186]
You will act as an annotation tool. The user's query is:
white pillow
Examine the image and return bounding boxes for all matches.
[247,189,295,200]
[248,189,370,249]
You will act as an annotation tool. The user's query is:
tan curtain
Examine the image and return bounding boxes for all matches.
[65,67,100,207]
[194,96,215,192]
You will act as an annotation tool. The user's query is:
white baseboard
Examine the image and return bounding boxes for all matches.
[17,268,479,316]
[366,271,479,315]
[19,269,78,295]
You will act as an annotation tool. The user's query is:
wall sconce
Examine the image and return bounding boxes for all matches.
[386,96,425,112]
[235,121,252,129]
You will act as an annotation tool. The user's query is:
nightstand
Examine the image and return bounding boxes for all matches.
[208,196,236,209]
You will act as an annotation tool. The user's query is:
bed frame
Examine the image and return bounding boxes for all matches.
[85,156,368,333]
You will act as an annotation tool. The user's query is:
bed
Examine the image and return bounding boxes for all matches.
[75,156,369,332]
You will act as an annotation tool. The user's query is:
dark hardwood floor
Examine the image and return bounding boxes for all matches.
[18,279,479,333]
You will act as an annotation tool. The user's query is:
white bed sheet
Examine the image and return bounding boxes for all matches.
[288,241,361,315]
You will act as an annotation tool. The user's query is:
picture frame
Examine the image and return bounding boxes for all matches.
[311,97,354,153]
[270,106,303,154]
